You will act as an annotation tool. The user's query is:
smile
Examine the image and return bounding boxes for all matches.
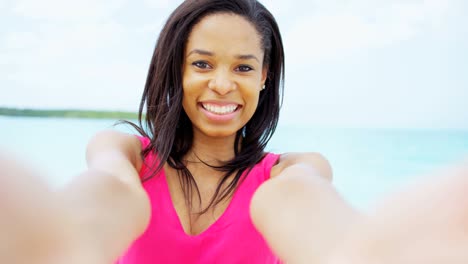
[201,103,239,115]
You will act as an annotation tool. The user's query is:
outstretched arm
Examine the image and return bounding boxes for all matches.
[60,130,150,261]
[0,130,150,264]
[327,161,468,264]
[251,153,468,264]
[250,153,359,264]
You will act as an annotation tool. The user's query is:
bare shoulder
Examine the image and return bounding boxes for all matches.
[270,152,333,181]
[87,130,143,171]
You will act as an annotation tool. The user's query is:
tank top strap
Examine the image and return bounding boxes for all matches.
[260,152,280,181]
[137,135,151,149]
[135,135,159,181]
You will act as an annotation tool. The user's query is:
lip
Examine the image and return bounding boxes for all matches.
[199,100,241,106]
[198,101,242,122]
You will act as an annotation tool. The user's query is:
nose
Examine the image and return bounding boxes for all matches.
[208,70,236,95]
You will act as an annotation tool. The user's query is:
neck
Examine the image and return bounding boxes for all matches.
[187,130,238,166]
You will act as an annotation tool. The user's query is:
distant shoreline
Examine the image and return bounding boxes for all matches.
[0,107,139,120]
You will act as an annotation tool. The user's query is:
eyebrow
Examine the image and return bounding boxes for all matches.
[235,54,260,63]
[187,49,260,63]
[187,49,214,57]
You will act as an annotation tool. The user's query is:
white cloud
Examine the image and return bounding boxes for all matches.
[1,21,126,65]
[1,60,145,110]
[4,30,32,46]
[137,19,166,34]
[260,0,293,18]
[0,20,138,109]
[12,0,127,22]
[143,0,172,9]
[284,0,455,64]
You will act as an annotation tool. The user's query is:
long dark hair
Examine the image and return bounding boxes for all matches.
[126,0,284,214]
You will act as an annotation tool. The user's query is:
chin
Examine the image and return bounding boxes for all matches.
[200,126,241,138]
[205,130,238,138]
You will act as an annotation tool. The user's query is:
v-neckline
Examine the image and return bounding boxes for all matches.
[161,168,243,238]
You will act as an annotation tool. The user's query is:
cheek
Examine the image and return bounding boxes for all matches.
[182,76,198,108]
[181,84,194,115]
[181,91,195,116]
[244,90,261,115]
[182,71,205,98]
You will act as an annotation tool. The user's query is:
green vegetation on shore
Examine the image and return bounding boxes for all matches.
[0,107,140,120]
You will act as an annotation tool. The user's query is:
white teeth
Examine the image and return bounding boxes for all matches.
[202,103,237,115]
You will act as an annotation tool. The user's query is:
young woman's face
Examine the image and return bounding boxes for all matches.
[182,13,267,139]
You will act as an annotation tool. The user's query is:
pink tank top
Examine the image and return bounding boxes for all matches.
[116,136,281,264]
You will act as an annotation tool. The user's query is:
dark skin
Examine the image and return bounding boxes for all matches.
[1,13,467,264]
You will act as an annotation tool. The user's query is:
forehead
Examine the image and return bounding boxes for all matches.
[185,13,264,56]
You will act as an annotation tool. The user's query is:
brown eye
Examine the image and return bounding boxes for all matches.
[192,61,211,69]
[237,65,253,72]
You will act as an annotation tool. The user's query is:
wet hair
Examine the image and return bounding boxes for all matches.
[126,0,284,214]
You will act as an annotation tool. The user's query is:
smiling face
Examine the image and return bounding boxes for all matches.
[182,13,267,140]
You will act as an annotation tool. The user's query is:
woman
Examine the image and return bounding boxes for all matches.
[1,0,468,263]
[113,0,334,262]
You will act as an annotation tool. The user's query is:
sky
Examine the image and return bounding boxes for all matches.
[0,0,467,129]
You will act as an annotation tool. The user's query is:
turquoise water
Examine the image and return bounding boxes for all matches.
[1,116,467,209]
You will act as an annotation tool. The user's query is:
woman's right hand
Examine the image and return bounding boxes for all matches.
[1,130,150,264]
[0,150,103,264]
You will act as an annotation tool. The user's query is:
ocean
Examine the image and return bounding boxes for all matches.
[1,116,467,209]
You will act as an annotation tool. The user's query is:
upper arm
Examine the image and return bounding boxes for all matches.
[270,152,333,181]
[86,130,143,188]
